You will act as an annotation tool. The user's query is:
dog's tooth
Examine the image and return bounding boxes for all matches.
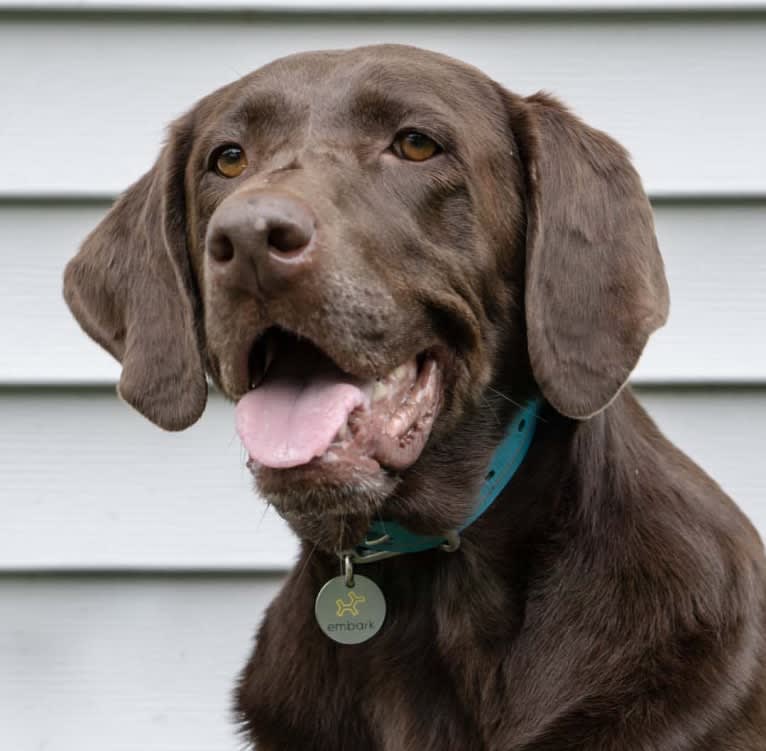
[391,364,409,383]
[387,415,406,437]
[336,423,351,441]
[264,334,276,375]
[372,381,389,403]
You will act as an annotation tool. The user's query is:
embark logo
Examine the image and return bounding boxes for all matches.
[324,590,377,634]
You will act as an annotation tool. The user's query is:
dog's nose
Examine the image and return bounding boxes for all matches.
[206,193,316,295]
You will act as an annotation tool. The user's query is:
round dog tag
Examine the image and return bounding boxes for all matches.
[315,575,386,645]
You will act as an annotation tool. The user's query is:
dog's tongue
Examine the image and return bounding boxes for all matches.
[236,355,367,469]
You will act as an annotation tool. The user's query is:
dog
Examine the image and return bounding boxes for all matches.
[63,45,766,749]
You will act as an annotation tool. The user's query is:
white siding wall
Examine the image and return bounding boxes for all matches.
[1,3,764,749]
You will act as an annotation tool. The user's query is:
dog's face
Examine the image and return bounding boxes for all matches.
[194,47,526,509]
[63,45,669,549]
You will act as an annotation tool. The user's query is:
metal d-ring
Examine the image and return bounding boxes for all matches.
[343,554,355,588]
[362,532,391,547]
[439,530,461,553]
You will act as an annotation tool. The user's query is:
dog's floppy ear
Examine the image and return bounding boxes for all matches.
[504,91,669,419]
[63,116,207,430]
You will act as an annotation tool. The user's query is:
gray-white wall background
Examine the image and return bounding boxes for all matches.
[1,2,764,749]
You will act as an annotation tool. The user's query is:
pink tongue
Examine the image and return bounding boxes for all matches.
[236,366,367,469]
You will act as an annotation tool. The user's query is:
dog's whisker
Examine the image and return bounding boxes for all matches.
[486,386,525,410]
[337,511,347,553]
[481,395,503,428]
[294,540,319,587]
[487,387,549,424]
[255,499,273,534]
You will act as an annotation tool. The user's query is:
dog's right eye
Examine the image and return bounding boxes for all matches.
[211,144,248,178]
[391,131,442,162]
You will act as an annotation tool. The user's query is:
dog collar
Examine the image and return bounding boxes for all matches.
[346,398,541,564]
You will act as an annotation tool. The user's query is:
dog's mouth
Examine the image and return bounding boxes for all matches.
[235,328,443,478]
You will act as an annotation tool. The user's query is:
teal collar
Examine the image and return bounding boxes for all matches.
[349,398,541,562]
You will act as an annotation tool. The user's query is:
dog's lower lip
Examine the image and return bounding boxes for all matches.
[348,355,442,471]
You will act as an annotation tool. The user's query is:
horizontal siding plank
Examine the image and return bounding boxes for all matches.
[0,575,284,751]
[3,201,764,385]
[0,16,765,196]
[1,387,764,571]
[4,1,766,11]
[0,388,298,571]
[637,202,766,382]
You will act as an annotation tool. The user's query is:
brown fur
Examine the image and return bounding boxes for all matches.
[63,45,766,749]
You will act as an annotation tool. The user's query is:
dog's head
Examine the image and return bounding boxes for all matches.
[63,45,668,548]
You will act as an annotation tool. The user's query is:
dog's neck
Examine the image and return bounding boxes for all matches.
[349,398,542,564]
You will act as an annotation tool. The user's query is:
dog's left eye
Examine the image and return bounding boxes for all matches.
[391,131,442,162]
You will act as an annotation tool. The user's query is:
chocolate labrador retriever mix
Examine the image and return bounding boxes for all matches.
[63,45,766,749]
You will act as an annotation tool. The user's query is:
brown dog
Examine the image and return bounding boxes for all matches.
[63,45,766,749]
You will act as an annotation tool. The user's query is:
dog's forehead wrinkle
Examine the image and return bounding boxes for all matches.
[211,47,499,154]
[224,87,294,127]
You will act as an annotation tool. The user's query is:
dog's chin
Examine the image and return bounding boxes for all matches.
[252,456,393,507]
[252,460,399,552]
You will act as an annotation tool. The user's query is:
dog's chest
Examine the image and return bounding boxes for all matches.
[242,570,492,750]
[372,638,505,747]
[363,659,487,751]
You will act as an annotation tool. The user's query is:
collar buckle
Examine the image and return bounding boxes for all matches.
[341,547,402,565]
[343,527,461,566]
